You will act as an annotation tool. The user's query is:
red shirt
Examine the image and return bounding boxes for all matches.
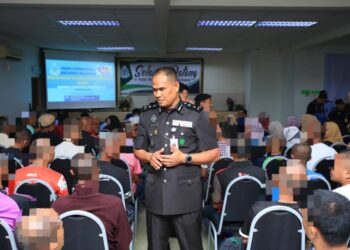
[15,166,69,197]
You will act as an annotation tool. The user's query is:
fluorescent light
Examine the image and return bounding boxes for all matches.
[58,20,120,26]
[256,21,317,27]
[97,46,135,51]
[185,47,223,52]
[197,20,256,27]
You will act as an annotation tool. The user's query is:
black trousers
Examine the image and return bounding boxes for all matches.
[146,210,203,250]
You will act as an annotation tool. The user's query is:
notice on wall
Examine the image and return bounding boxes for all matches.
[119,60,202,94]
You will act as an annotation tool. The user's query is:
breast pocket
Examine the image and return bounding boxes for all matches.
[177,127,195,149]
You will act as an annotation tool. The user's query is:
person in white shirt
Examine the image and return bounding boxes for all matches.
[0,116,14,148]
[331,150,350,200]
[55,118,84,160]
[304,119,337,170]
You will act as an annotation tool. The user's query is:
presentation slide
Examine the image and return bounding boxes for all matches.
[45,51,116,110]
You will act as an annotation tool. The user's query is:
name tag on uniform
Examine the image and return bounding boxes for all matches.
[172,120,193,128]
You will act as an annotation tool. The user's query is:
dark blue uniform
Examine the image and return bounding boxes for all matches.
[134,101,218,250]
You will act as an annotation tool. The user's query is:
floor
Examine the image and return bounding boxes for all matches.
[134,205,210,250]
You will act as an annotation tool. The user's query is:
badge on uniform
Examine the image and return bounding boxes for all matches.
[172,119,193,128]
[151,114,157,123]
[170,135,179,149]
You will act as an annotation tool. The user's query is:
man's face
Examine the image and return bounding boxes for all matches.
[152,72,179,108]
[180,89,189,102]
[331,154,348,184]
[238,110,246,118]
[200,98,212,112]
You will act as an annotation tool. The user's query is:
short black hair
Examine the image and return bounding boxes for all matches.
[307,190,350,247]
[80,112,90,118]
[152,66,178,82]
[194,93,211,106]
[132,108,141,115]
[291,143,311,164]
[179,82,189,93]
[335,99,344,105]
[239,108,247,115]
[15,127,31,143]
[318,90,327,99]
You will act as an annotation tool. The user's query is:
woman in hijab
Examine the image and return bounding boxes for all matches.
[323,121,343,146]
[102,115,121,132]
[300,114,318,132]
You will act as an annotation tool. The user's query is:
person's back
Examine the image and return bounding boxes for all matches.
[31,114,62,146]
[52,153,132,250]
[216,160,266,193]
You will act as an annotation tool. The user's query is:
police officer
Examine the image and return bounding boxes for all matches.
[134,67,219,250]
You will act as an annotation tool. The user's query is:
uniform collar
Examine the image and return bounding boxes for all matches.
[158,99,184,114]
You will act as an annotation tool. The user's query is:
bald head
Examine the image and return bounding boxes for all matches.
[291,143,311,166]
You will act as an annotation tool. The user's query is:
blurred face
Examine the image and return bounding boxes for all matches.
[238,110,246,118]
[200,98,212,112]
[336,103,345,111]
[180,89,189,102]
[152,72,179,108]
[31,139,54,163]
[277,163,307,196]
[331,154,349,184]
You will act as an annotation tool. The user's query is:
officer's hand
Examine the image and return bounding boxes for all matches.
[149,148,164,170]
[160,147,185,167]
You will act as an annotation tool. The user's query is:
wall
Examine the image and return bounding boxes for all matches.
[0,36,39,123]
[127,52,245,111]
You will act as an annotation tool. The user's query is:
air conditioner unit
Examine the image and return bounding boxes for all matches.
[0,45,23,60]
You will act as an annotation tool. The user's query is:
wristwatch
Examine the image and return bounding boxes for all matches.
[185,154,192,163]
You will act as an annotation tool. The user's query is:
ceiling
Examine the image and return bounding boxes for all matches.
[1,0,350,56]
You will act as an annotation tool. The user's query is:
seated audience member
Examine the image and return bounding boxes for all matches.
[16,208,64,250]
[331,151,350,200]
[239,162,308,244]
[52,153,132,250]
[0,157,21,231]
[179,82,192,103]
[55,118,84,159]
[0,116,15,148]
[237,108,247,133]
[302,190,350,250]
[285,116,299,128]
[15,138,69,197]
[31,114,62,146]
[53,110,68,140]
[203,150,266,226]
[23,111,38,135]
[329,99,349,136]
[79,116,98,154]
[98,132,132,203]
[300,114,318,133]
[125,108,141,124]
[291,143,323,177]
[305,119,337,170]
[3,127,31,167]
[101,115,122,132]
[91,116,101,136]
[258,112,270,136]
[194,93,212,112]
[283,126,301,151]
[323,121,343,146]
[267,121,284,140]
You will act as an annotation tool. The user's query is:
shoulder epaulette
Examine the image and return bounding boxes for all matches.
[142,102,158,112]
[184,102,203,112]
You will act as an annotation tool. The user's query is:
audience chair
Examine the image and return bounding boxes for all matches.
[208,176,264,250]
[262,156,288,180]
[206,157,234,203]
[59,210,109,250]
[307,174,331,193]
[14,179,57,208]
[0,218,18,250]
[342,135,350,144]
[245,205,305,250]
[313,156,338,189]
[330,142,348,153]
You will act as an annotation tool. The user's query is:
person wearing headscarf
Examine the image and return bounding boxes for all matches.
[284,126,301,149]
[300,114,318,132]
[102,115,121,132]
[268,121,284,139]
[323,121,343,145]
[285,116,299,128]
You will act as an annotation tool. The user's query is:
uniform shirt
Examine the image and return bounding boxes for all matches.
[52,185,132,250]
[212,160,267,204]
[134,101,218,215]
[0,192,21,231]
[15,166,69,197]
